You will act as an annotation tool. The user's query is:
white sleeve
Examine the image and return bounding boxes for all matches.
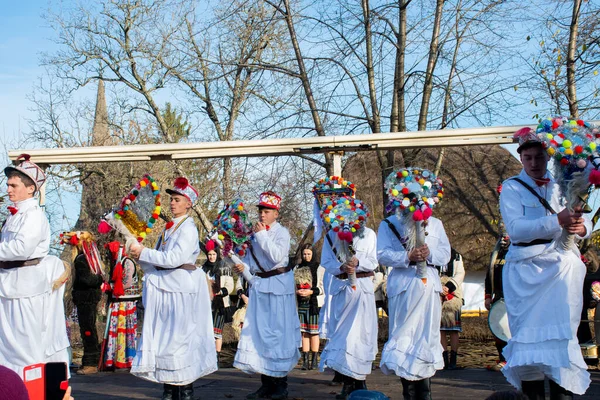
[0,212,44,261]
[253,227,290,267]
[139,224,198,268]
[377,221,410,268]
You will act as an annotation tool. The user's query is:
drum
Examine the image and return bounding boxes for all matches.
[488,298,512,342]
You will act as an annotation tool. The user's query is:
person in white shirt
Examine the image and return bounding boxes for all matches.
[319,197,378,400]
[378,167,451,400]
[233,191,300,400]
[499,128,591,399]
[0,154,70,379]
[128,177,217,400]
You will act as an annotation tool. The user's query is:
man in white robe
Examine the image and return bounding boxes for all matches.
[319,223,378,399]
[233,191,300,400]
[378,210,450,399]
[129,177,217,400]
[0,155,70,378]
[499,129,591,399]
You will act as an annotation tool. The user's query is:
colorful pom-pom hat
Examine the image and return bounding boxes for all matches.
[166,177,198,204]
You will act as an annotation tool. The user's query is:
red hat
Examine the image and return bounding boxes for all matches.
[165,177,198,204]
[257,191,281,210]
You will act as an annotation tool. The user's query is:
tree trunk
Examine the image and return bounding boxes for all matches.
[566,0,582,118]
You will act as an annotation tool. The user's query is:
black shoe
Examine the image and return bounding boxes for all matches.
[330,371,344,386]
[216,351,221,368]
[447,350,461,370]
[401,378,416,400]
[180,383,194,400]
[521,380,545,400]
[548,379,573,400]
[414,378,432,400]
[442,351,449,370]
[246,375,273,399]
[270,377,288,400]
[354,379,367,391]
[309,352,318,371]
[162,384,178,400]
[301,352,309,370]
[335,376,355,400]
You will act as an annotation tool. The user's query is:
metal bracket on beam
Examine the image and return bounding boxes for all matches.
[293,144,376,154]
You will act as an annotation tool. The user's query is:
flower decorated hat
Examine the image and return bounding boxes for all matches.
[257,191,281,210]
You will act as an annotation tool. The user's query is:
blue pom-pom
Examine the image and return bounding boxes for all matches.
[123,206,129,211]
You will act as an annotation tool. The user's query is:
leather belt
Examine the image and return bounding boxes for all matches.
[336,271,374,280]
[256,265,292,278]
[513,239,552,247]
[155,263,197,271]
[0,258,43,269]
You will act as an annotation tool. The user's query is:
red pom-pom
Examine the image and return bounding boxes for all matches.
[69,235,79,246]
[166,221,175,229]
[412,210,424,221]
[423,207,432,220]
[206,240,216,252]
[174,177,189,189]
[129,194,136,201]
[112,262,125,297]
[98,220,113,234]
[577,119,585,126]
[552,121,559,130]
[152,213,159,219]
[17,153,31,161]
[84,331,91,337]
[589,169,600,185]
[401,188,409,195]
[497,184,503,194]
[514,127,534,138]
[560,158,570,166]
[575,146,583,154]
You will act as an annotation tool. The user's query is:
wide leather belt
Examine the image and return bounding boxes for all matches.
[513,239,552,247]
[336,271,374,280]
[0,258,43,269]
[256,265,292,278]
[155,263,197,271]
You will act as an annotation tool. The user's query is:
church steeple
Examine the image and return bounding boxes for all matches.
[91,79,110,146]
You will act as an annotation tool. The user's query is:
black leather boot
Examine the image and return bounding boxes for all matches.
[442,351,449,370]
[216,351,221,368]
[330,370,344,386]
[180,383,194,400]
[271,376,289,400]
[354,379,367,391]
[521,380,545,400]
[548,379,573,400]
[447,350,458,370]
[162,384,178,400]
[414,378,432,400]
[301,352,309,370]
[309,352,318,371]
[246,374,273,399]
[335,375,355,399]
[401,378,416,400]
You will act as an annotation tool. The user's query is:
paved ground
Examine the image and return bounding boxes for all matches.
[70,367,600,399]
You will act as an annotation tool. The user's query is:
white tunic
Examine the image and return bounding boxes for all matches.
[500,170,591,394]
[233,222,301,377]
[319,271,334,339]
[378,215,450,380]
[0,197,70,378]
[131,215,217,385]
[318,228,378,380]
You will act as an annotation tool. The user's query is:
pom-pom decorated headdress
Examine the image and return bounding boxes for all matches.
[384,167,443,220]
[320,195,369,243]
[257,191,281,210]
[4,154,46,191]
[514,127,544,154]
[312,176,356,243]
[211,199,253,260]
[166,176,198,204]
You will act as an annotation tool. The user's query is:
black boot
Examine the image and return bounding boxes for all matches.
[301,352,309,370]
[330,370,344,386]
[180,383,194,400]
[271,376,289,400]
[401,378,416,400]
[216,351,221,368]
[162,384,178,400]
[521,380,545,400]
[309,352,318,371]
[447,350,459,370]
[414,378,432,400]
[335,375,355,399]
[548,379,573,400]
[442,351,449,370]
[246,374,273,399]
[354,379,367,391]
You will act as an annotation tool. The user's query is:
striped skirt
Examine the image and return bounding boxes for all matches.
[212,310,226,339]
[104,301,137,369]
[298,302,319,334]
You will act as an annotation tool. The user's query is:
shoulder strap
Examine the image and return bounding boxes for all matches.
[384,219,407,250]
[510,178,556,214]
[249,247,267,273]
[325,233,343,263]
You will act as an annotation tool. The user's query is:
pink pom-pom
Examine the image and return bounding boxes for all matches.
[205,239,215,252]
[513,127,534,139]
[423,207,432,220]
[98,220,113,234]
[589,169,600,185]
[577,159,587,169]
[412,210,424,221]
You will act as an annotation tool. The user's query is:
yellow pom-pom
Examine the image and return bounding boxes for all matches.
[402,170,409,177]
[155,206,161,213]
[562,139,572,148]
[146,228,152,233]
[547,147,556,156]
[409,206,415,212]
[546,134,553,139]
[218,234,224,240]
[438,193,443,198]
[590,143,597,151]
[392,189,399,196]
[419,179,425,185]
[139,232,147,238]
[333,209,338,214]
[140,181,147,187]
[325,217,331,223]
[570,120,577,126]
[351,228,356,233]
[565,148,574,155]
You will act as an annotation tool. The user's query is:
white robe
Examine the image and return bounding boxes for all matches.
[0,197,70,378]
[233,222,301,377]
[319,271,334,339]
[318,228,378,380]
[131,215,217,385]
[499,170,591,394]
[378,215,450,380]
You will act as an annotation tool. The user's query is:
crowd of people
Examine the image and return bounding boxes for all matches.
[0,119,596,400]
